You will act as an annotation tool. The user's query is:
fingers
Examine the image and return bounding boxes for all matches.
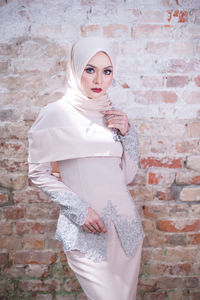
[81,208,107,234]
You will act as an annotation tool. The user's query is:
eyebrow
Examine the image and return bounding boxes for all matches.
[86,64,113,69]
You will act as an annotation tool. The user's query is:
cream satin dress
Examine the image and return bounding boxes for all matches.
[28,102,145,300]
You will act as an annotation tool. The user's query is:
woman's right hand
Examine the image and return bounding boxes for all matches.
[81,207,107,234]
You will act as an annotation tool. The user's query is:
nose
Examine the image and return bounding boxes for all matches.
[94,71,102,84]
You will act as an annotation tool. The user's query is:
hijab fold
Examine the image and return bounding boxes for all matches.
[28,37,122,164]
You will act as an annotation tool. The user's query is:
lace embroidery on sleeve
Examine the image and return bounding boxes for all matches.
[119,122,139,162]
[54,193,145,262]
[41,187,89,226]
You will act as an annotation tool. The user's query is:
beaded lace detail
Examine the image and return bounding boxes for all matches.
[41,187,144,262]
[119,122,139,162]
[41,187,89,226]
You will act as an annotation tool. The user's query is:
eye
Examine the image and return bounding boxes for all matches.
[85,67,95,74]
[104,69,112,75]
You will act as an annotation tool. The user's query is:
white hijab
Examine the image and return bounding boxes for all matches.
[61,36,116,117]
[28,37,122,163]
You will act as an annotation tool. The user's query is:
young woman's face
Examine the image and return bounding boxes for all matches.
[80,51,113,99]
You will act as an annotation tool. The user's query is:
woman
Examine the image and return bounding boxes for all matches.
[28,36,145,300]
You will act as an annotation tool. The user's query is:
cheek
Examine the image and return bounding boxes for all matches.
[105,76,113,88]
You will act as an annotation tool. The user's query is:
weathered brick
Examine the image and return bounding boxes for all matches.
[0,235,22,250]
[0,252,9,265]
[176,171,200,185]
[12,251,57,264]
[148,171,175,186]
[0,222,12,235]
[165,234,187,246]
[157,219,200,232]
[0,174,27,189]
[16,221,56,235]
[131,24,162,38]
[188,233,200,245]
[168,10,188,23]
[26,264,49,278]
[184,91,200,104]
[4,265,25,278]
[186,156,200,171]
[166,76,188,87]
[34,294,53,300]
[81,24,100,37]
[180,187,200,201]
[187,122,200,137]
[141,76,164,88]
[146,41,169,54]
[3,206,24,220]
[134,91,177,104]
[26,206,59,220]
[0,192,9,205]
[103,24,129,38]
[140,10,165,23]
[194,76,200,86]
[18,279,57,292]
[130,186,154,201]
[141,157,182,169]
[24,236,45,249]
[64,277,80,292]
[176,140,198,153]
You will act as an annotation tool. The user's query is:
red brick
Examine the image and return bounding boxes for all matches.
[148,172,162,185]
[140,157,182,169]
[165,234,187,246]
[143,205,168,218]
[12,251,57,264]
[0,222,12,235]
[4,265,25,278]
[187,122,200,137]
[26,206,59,220]
[16,221,56,235]
[0,252,9,265]
[157,219,200,232]
[188,233,200,245]
[24,236,45,249]
[18,279,57,292]
[166,75,188,87]
[0,192,9,205]
[156,190,173,201]
[103,24,129,38]
[168,10,188,23]
[0,235,22,250]
[3,206,24,220]
[130,186,154,201]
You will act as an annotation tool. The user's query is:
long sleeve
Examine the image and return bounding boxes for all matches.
[119,122,139,185]
[28,162,89,226]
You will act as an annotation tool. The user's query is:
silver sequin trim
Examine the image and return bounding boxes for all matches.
[41,187,89,226]
[119,122,139,162]
[43,187,144,262]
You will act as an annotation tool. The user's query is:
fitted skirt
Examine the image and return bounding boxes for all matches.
[66,220,144,300]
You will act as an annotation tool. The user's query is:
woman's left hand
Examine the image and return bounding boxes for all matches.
[101,109,130,136]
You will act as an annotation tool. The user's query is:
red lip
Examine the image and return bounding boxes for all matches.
[91,88,102,93]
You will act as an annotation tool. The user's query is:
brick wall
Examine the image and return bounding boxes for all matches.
[0,0,200,299]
